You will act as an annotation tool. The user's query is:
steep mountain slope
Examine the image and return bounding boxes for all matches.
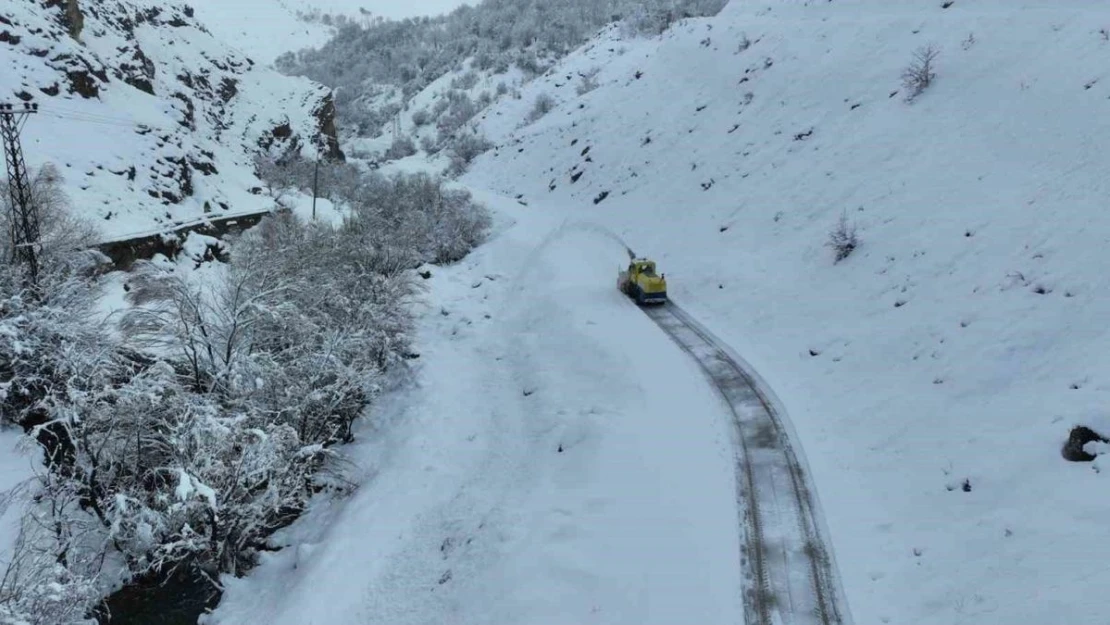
[2,0,340,242]
[453,1,1110,623]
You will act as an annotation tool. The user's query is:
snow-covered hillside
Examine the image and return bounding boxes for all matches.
[454,1,1110,623]
[107,1,1110,624]
[1,0,340,242]
[187,0,472,67]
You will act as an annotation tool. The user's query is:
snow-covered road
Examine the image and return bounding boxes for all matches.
[211,189,845,624]
[646,304,850,625]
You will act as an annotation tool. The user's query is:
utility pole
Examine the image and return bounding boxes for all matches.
[311,158,319,221]
[0,102,40,286]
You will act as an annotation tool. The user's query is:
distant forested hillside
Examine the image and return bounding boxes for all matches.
[275,0,727,136]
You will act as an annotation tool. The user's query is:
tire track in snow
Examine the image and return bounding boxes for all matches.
[644,303,850,625]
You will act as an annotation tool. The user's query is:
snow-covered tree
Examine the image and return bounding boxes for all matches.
[344,171,491,262]
[445,133,495,178]
[384,135,418,160]
[526,93,556,124]
[0,163,106,278]
[0,505,100,625]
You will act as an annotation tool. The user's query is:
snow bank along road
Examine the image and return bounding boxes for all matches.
[644,303,850,625]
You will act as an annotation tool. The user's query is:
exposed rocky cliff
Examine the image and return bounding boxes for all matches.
[1,0,342,240]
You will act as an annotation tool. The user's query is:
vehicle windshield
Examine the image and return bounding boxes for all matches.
[639,265,657,276]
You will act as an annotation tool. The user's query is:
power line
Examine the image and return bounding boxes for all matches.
[39,111,137,129]
[44,106,136,124]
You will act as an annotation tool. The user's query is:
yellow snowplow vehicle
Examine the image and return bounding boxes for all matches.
[618,258,667,305]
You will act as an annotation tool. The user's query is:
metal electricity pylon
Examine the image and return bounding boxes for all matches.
[0,102,41,286]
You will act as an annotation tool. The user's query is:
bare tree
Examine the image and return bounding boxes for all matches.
[445,132,494,176]
[0,163,105,277]
[525,92,556,123]
[827,211,859,263]
[902,45,939,102]
[121,255,293,395]
[0,475,100,625]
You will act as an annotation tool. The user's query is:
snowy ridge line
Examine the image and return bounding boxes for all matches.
[644,303,850,625]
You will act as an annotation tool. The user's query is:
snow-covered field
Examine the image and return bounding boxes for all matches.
[221,1,1110,624]
[188,0,473,66]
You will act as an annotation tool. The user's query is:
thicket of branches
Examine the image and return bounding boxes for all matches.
[276,0,727,135]
[0,163,490,620]
[254,155,492,262]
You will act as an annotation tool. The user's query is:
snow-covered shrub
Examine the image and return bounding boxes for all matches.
[421,134,443,155]
[317,161,366,207]
[253,154,316,201]
[901,45,939,102]
[255,156,366,210]
[0,289,110,621]
[525,93,557,123]
[445,132,494,177]
[473,49,495,71]
[437,91,479,135]
[121,258,285,395]
[576,68,601,95]
[450,70,480,91]
[230,212,421,418]
[515,50,546,77]
[0,248,108,435]
[50,358,338,577]
[0,519,99,625]
[0,461,105,625]
[345,99,402,138]
[411,107,432,127]
[431,97,450,118]
[827,211,859,263]
[496,81,509,96]
[0,282,100,431]
[383,135,418,161]
[622,4,692,35]
[347,171,491,264]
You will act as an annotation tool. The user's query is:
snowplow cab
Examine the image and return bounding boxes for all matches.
[618,258,668,305]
